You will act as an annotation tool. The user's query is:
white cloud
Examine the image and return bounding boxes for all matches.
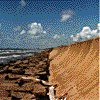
[91,29,98,36]
[13,26,21,31]
[98,23,100,31]
[38,23,41,27]
[86,35,91,39]
[70,23,100,42]
[60,9,75,22]
[61,14,71,22]
[30,22,38,29]
[28,22,46,38]
[28,29,37,35]
[21,0,26,6]
[98,23,100,37]
[43,31,46,34]
[31,36,40,38]
[70,35,73,38]
[80,26,91,37]
[53,34,60,39]
[62,34,65,36]
[20,30,26,34]
[0,23,1,29]
[70,35,79,42]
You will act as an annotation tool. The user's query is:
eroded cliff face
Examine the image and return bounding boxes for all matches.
[0,48,53,100]
[48,37,99,100]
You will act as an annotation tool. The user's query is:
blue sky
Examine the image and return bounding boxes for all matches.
[0,0,99,49]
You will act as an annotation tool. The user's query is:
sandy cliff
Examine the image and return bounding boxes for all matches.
[49,37,99,100]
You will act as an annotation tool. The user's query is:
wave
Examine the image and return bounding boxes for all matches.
[0,55,21,59]
[0,48,44,64]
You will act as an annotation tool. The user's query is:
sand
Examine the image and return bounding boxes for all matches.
[49,37,99,100]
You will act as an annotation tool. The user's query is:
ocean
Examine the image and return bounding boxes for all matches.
[0,48,44,64]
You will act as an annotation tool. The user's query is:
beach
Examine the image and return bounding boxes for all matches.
[0,37,99,100]
[0,48,53,100]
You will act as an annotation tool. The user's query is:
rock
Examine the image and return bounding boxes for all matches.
[0,66,9,74]
[13,89,34,94]
[41,80,52,86]
[36,71,47,75]
[33,84,47,96]
[0,83,19,91]
[0,90,10,97]
[30,67,44,74]
[43,58,48,61]
[0,48,52,100]
[48,86,55,100]
[39,61,46,65]
[17,76,41,87]
[7,68,25,74]
[8,66,15,70]
[9,63,14,66]
[15,60,22,65]
[23,60,29,64]
[36,64,47,69]
[21,94,35,100]
[21,76,41,82]
[5,75,20,80]
[28,63,36,67]
[19,64,28,69]
[11,91,35,99]
[0,97,11,100]
[24,69,33,75]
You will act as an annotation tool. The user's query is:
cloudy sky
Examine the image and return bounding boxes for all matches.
[0,0,99,49]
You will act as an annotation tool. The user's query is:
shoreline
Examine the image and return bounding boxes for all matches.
[0,48,53,100]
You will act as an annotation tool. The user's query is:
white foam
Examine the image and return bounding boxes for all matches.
[0,55,21,59]
[12,55,21,57]
[0,52,10,54]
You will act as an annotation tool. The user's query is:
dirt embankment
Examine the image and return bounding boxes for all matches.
[0,48,53,100]
[49,37,99,100]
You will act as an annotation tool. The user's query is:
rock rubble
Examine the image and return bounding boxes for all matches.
[0,48,53,100]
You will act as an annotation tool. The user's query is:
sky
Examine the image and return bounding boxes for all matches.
[0,0,99,49]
